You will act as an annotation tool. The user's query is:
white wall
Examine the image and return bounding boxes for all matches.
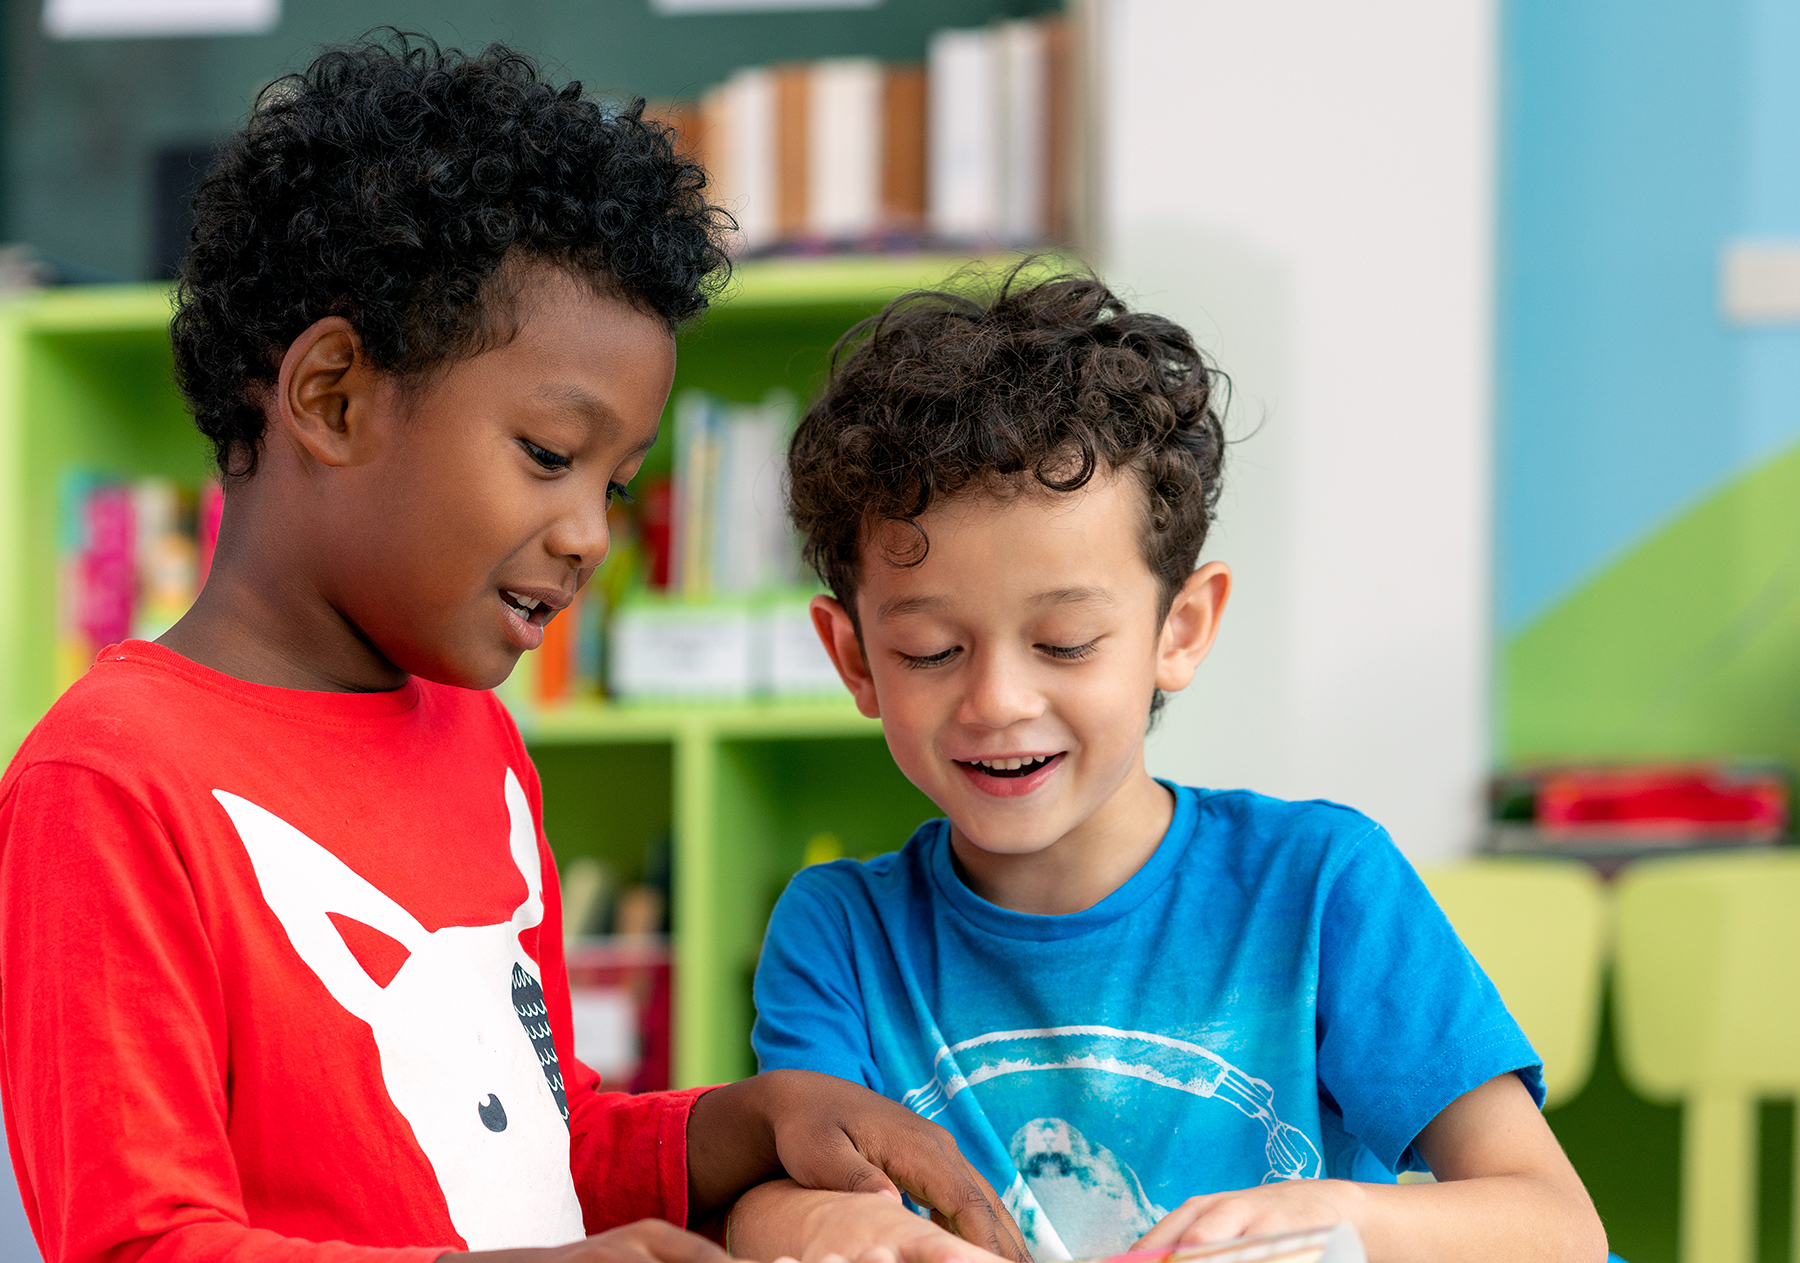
[1106,0,1496,861]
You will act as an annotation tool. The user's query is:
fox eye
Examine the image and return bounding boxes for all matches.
[520,439,571,471]
[478,1093,508,1132]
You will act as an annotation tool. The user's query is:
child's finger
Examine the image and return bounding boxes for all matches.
[1133,1195,1212,1249]
[850,1137,1028,1263]
[591,1218,735,1263]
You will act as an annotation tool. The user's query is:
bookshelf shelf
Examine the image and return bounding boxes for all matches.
[0,259,954,1088]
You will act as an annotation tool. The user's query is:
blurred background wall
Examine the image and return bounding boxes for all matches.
[1119,0,1495,863]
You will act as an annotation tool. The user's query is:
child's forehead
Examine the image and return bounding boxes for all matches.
[861,475,1157,602]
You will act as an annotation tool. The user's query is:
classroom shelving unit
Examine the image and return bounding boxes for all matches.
[0,255,995,1087]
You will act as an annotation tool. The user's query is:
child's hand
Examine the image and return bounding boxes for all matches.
[688,1070,1027,1263]
[442,1217,741,1263]
[1134,1181,1365,1249]
[727,1181,1022,1263]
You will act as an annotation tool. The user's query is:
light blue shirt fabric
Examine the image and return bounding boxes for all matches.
[752,784,1544,1260]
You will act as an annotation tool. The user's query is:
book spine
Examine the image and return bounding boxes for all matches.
[773,64,811,243]
[928,27,1002,243]
[880,64,928,231]
[724,68,778,252]
[998,19,1048,245]
[808,58,883,241]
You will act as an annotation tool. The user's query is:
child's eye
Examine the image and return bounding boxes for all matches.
[520,439,572,471]
[606,481,634,507]
[898,647,960,670]
[1040,638,1101,661]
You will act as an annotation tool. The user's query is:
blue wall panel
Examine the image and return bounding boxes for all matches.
[1500,0,1800,631]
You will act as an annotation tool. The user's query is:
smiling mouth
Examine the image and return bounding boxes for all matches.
[501,590,553,626]
[956,754,1061,779]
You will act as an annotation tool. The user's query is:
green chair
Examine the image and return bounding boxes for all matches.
[1420,859,1609,1109]
[1613,851,1800,1263]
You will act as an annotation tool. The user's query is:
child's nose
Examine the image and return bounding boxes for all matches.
[957,650,1047,728]
[547,496,610,568]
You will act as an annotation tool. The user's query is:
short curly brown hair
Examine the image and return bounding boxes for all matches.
[787,266,1227,630]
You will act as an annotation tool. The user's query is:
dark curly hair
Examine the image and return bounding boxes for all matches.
[788,266,1227,638]
[172,32,731,475]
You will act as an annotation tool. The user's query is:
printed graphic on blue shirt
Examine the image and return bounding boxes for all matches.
[903,1025,1322,1257]
[752,786,1543,1261]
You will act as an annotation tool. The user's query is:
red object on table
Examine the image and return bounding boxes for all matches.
[1537,764,1789,837]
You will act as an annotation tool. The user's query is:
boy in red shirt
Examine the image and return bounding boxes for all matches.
[0,36,1025,1263]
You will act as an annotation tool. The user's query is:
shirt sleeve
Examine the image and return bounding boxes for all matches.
[750,871,882,1092]
[513,754,706,1234]
[1313,825,1545,1173]
[0,761,445,1263]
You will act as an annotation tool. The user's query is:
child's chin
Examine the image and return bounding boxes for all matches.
[396,645,519,693]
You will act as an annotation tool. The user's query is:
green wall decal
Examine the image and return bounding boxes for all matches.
[1505,439,1800,765]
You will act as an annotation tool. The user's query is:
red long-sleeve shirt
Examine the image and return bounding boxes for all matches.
[0,641,701,1263]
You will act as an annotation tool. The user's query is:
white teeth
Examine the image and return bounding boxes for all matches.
[975,755,1048,771]
[503,590,542,611]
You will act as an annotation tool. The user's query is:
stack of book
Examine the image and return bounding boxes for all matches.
[658,13,1077,254]
[1487,763,1793,861]
[510,389,842,707]
[58,473,222,687]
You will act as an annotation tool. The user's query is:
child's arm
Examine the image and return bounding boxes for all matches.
[725,1181,1017,1263]
[1133,1072,1607,1263]
[684,1069,1028,1261]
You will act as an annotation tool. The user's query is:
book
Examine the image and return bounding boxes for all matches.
[703,67,778,253]
[1090,1225,1363,1263]
[673,14,1074,255]
[57,472,211,688]
[809,58,884,240]
[773,63,811,242]
[880,64,928,230]
[928,26,1002,243]
[998,19,1048,245]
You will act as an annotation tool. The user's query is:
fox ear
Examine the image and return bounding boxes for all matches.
[215,789,428,1023]
[504,768,544,932]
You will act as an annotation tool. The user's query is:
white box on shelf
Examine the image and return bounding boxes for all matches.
[764,600,845,698]
[609,600,756,701]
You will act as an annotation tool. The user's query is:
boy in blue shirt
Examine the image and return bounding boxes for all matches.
[749,273,1609,1263]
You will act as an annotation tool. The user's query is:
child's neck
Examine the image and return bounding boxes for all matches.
[946,767,1175,916]
[158,483,409,694]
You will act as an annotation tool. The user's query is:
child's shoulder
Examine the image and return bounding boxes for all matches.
[1178,784,1400,885]
[779,821,941,910]
[4,640,511,804]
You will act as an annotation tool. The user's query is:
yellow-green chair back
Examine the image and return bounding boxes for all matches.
[1421,859,1608,1109]
[1614,851,1800,1263]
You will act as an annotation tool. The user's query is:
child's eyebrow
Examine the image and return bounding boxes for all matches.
[1028,586,1117,608]
[529,383,658,455]
[876,586,1116,622]
[533,383,619,428]
[876,594,945,621]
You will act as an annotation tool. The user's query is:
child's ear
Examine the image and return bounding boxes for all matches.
[273,315,385,468]
[810,594,880,719]
[1155,561,1232,693]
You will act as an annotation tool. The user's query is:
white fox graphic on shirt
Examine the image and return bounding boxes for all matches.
[215,769,585,1250]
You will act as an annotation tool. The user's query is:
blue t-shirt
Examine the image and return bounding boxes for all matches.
[752,785,1543,1260]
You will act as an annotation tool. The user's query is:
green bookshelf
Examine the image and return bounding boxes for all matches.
[0,255,983,1087]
